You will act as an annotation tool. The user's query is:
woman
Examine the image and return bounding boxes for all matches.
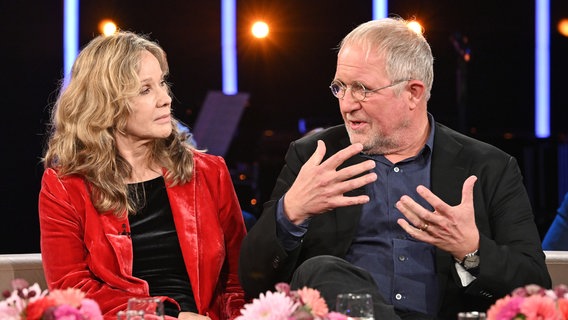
[39,31,246,320]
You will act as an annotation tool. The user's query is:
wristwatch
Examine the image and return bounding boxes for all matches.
[458,249,480,270]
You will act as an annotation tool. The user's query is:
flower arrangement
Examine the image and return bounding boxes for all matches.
[236,282,347,320]
[486,284,568,320]
[0,278,102,320]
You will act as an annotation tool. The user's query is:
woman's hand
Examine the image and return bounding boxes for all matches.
[178,312,211,320]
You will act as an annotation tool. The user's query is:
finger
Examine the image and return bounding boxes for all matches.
[321,143,364,169]
[461,175,477,205]
[335,171,377,195]
[397,218,428,239]
[416,184,451,215]
[336,159,376,181]
[332,194,372,208]
[396,196,427,227]
[305,140,327,166]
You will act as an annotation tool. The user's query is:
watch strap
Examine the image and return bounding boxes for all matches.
[454,249,479,264]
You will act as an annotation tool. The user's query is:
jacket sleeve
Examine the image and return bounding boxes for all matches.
[466,155,552,297]
[38,169,176,320]
[238,140,308,299]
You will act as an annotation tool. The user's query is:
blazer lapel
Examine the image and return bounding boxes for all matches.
[431,124,470,311]
[164,177,205,311]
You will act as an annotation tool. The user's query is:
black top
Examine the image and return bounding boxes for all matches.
[128,176,197,317]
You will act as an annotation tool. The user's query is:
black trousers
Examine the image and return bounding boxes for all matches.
[290,255,433,320]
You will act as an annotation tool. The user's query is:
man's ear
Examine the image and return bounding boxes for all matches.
[407,80,426,109]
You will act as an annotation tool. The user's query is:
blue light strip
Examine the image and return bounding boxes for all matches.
[535,0,550,138]
[63,0,79,87]
[372,0,388,20]
[221,0,238,95]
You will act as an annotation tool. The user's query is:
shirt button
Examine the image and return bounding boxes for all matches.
[398,255,407,261]
[393,167,400,173]
[395,293,403,300]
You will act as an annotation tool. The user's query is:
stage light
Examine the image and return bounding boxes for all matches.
[407,21,424,35]
[251,21,269,39]
[558,18,568,37]
[99,20,117,36]
[222,0,238,94]
[535,0,550,138]
[372,0,388,20]
[63,0,79,87]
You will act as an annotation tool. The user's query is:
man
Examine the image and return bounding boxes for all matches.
[238,18,550,319]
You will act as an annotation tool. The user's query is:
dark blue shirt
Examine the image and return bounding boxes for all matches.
[344,117,437,315]
[276,114,437,316]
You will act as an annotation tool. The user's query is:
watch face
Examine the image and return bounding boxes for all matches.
[463,255,480,269]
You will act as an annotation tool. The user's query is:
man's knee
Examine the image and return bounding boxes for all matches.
[295,255,345,274]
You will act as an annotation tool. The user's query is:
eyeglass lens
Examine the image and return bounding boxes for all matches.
[329,81,368,101]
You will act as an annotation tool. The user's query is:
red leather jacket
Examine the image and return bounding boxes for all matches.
[39,152,246,320]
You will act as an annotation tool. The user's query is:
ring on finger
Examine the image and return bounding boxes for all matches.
[419,223,429,232]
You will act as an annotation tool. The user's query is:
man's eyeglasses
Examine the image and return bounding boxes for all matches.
[329,79,411,102]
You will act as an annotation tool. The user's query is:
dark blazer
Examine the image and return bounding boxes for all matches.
[239,123,551,319]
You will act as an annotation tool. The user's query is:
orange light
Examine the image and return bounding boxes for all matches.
[558,19,568,37]
[250,198,257,206]
[251,21,269,39]
[407,21,424,35]
[99,19,117,36]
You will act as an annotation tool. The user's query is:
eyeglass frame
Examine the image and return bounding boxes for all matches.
[329,78,412,102]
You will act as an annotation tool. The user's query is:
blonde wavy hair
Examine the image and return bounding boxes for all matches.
[43,31,195,217]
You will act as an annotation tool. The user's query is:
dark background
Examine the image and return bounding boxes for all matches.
[1,1,567,253]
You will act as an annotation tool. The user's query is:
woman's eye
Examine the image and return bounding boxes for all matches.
[140,87,150,95]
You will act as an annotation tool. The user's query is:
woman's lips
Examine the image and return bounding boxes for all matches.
[155,114,171,123]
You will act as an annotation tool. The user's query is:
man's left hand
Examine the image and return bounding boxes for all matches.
[396,175,480,260]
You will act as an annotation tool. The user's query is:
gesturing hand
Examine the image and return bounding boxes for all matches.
[283,140,377,224]
[396,175,480,260]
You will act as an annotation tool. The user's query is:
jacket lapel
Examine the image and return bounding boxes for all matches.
[431,124,469,310]
[164,177,205,312]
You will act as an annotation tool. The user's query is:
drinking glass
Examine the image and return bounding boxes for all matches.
[458,311,487,320]
[336,293,374,320]
[117,310,145,320]
[126,297,165,320]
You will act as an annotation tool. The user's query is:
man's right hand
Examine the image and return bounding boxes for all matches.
[283,140,377,224]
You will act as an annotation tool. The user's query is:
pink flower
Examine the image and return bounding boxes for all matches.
[0,279,103,320]
[554,284,568,299]
[519,295,561,320]
[488,284,568,320]
[326,311,348,320]
[79,298,103,320]
[557,298,568,319]
[275,283,292,296]
[53,304,83,319]
[487,295,521,320]
[236,291,298,320]
[296,287,329,318]
[48,288,85,308]
[10,280,30,291]
[0,303,21,320]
